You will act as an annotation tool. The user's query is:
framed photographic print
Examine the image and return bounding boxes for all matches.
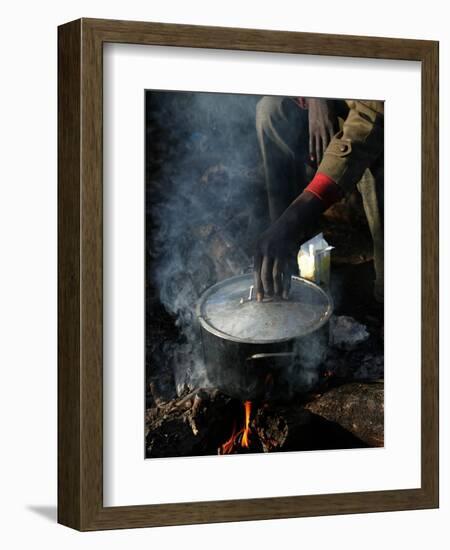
[58,18,439,530]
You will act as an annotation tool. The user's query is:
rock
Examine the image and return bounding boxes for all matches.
[329,315,370,350]
[322,351,384,382]
[353,354,384,380]
[305,382,384,447]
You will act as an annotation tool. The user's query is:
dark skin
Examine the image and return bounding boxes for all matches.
[254,191,324,301]
[306,98,339,164]
[254,98,338,301]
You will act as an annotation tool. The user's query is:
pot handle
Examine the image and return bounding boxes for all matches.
[246,352,296,365]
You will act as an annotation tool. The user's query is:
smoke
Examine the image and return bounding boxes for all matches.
[146,91,265,395]
[291,328,328,391]
[146,91,330,399]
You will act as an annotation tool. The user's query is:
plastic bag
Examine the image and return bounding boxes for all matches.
[297,233,334,286]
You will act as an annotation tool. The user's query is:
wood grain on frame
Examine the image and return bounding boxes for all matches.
[58,18,439,531]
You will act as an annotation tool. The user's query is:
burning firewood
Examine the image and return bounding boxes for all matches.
[146,388,240,458]
[217,400,262,455]
[146,388,371,458]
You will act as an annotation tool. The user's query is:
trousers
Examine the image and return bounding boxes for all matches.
[256,96,384,301]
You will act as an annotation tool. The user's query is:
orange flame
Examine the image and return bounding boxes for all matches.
[241,401,252,448]
[220,421,237,455]
[219,401,253,454]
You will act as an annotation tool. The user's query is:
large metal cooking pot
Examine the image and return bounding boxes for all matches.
[196,273,333,401]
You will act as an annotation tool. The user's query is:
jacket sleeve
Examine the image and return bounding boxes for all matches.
[317,100,384,194]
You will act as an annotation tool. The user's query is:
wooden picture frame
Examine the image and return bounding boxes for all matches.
[58,18,439,531]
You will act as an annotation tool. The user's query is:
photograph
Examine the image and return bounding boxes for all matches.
[145,90,385,458]
[0,0,443,541]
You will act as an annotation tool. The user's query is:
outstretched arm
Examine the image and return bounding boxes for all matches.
[254,99,384,301]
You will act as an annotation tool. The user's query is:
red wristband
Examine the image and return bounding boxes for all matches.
[305,172,343,209]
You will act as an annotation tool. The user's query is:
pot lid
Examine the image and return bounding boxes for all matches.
[197,273,333,344]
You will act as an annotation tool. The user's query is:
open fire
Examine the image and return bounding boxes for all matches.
[219,400,253,454]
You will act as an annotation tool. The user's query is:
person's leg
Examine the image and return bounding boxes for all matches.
[256,96,309,222]
[356,157,384,302]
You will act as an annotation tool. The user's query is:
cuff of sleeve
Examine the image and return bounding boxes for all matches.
[305,172,343,209]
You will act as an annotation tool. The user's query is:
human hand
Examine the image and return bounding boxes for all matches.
[306,98,339,165]
[254,191,324,301]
